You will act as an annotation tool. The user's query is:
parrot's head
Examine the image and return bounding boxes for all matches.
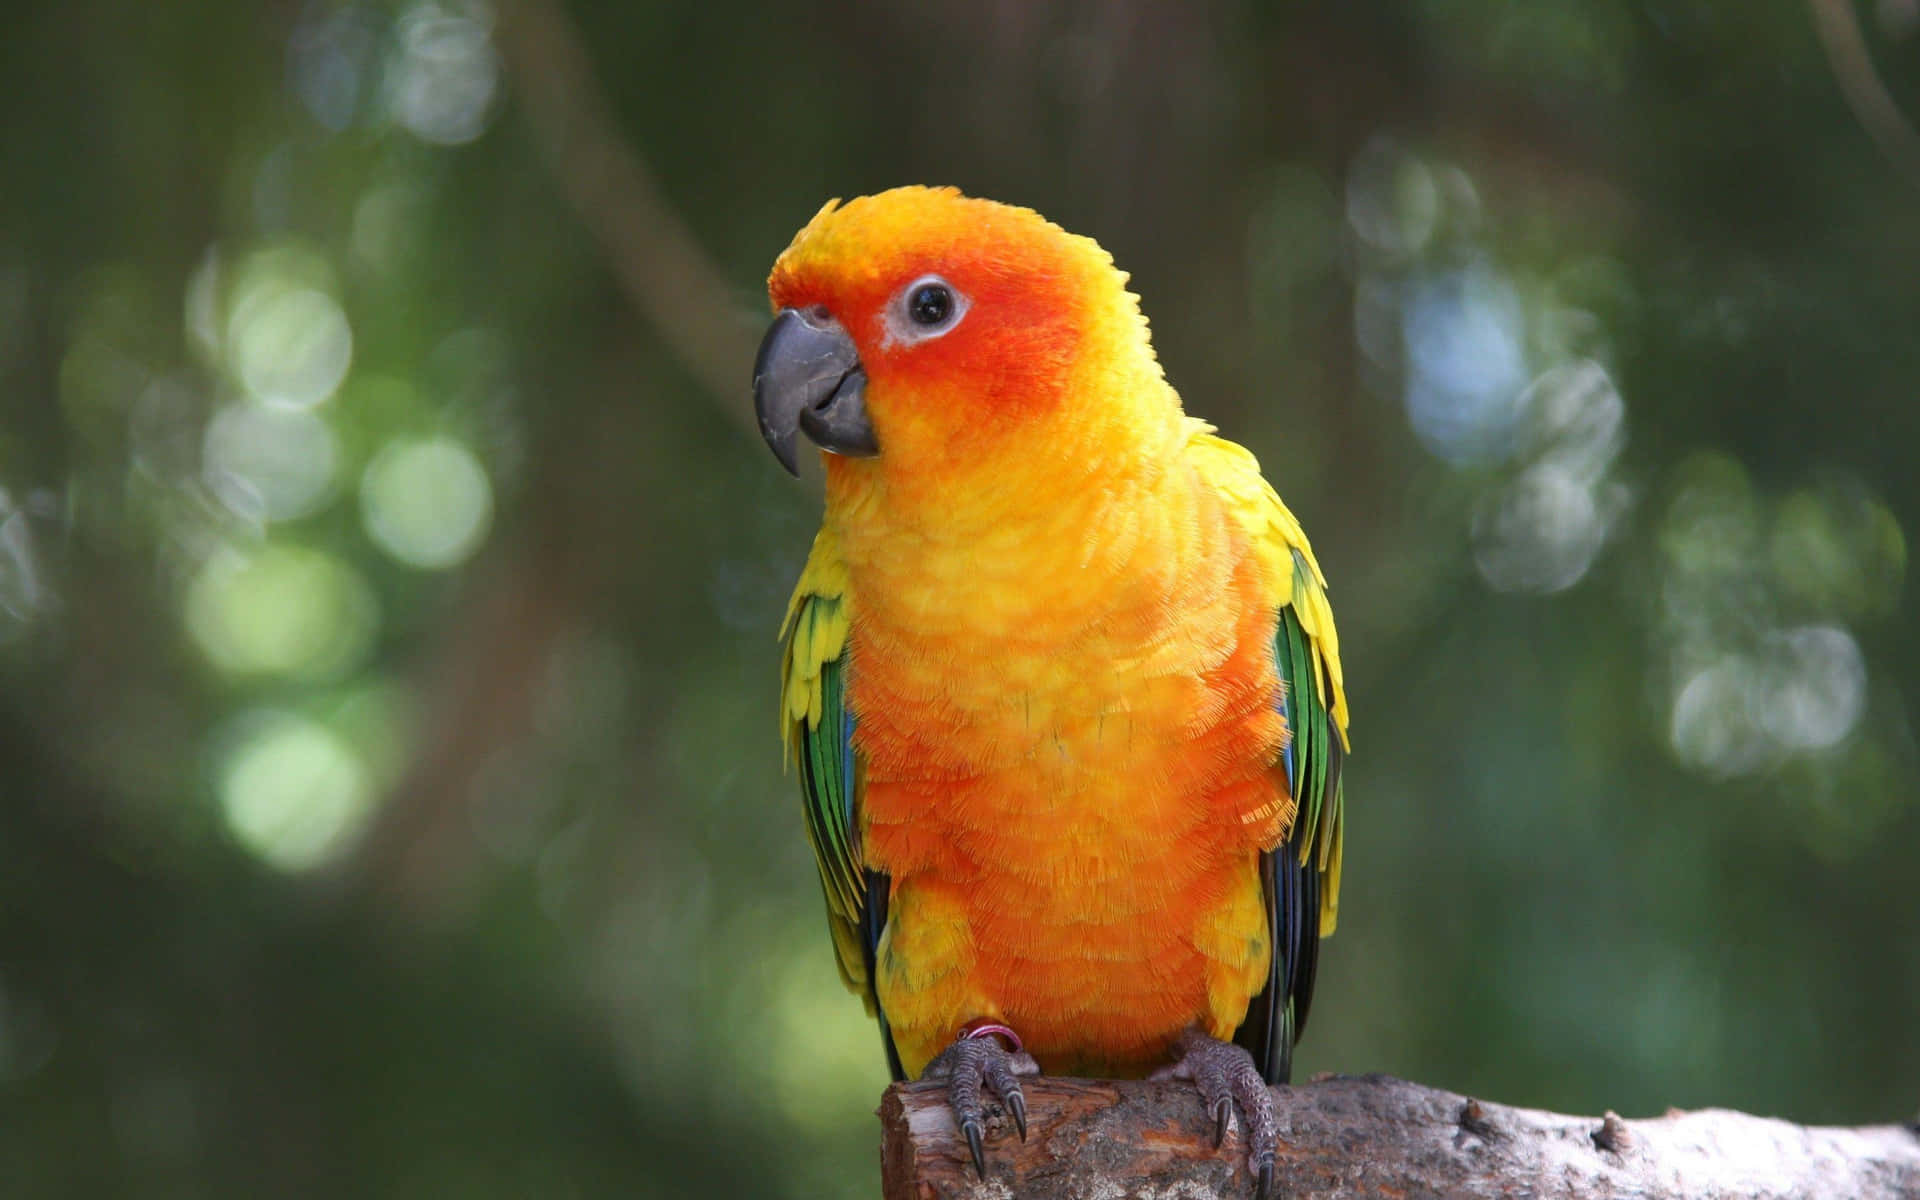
[754,187,1165,481]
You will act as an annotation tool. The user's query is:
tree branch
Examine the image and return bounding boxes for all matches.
[1810,0,1920,194]
[494,0,762,433]
[880,1074,1920,1199]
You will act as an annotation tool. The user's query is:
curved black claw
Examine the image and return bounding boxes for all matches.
[922,1032,1040,1180]
[1007,1086,1029,1142]
[1154,1029,1280,1199]
[962,1119,986,1179]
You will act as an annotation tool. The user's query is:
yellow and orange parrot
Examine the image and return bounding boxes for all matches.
[754,187,1348,1197]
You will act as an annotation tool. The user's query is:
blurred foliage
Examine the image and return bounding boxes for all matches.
[3,0,1918,1195]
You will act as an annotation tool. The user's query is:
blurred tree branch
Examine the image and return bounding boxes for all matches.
[1810,0,1920,192]
[346,538,579,914]
[883,1074,1920,1199]
[494,0,762,435]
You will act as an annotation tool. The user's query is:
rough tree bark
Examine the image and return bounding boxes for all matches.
[880,1074,1920,1199]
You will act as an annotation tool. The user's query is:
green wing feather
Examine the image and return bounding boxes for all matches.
[779,527,903,1077]
[1281,548,1347,919]
[1190,425,1350,1084]
[780,528,864,991]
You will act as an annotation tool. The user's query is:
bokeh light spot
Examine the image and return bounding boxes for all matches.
[203,403,340,522]
[387,3,500,146]
[1401,263,1530,465]
[0,489,50,628]
[229,286,353,409]
[186,544,378,679]
[1659,452,1761,576]
[1347,137,1440,256]
[219,711,373,872]
[360,437,493,569]
[1472,361,1630,594]
[1667,625,1870,777]
[1770,484,1906,620]
[1670,655,1773,778]
[1762,625,1867,753]
[288,2,379,132]
[1474,461,1619,594]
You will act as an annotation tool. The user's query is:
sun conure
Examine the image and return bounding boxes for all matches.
[754,187,1348,1198]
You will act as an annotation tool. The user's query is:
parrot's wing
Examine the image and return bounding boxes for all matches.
[1190,427,1350,1086]
[779,527,905,1080]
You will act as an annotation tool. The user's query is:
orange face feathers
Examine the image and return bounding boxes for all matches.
[765,187,1168,479]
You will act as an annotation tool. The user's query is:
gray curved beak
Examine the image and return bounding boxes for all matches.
[752,307,879,476]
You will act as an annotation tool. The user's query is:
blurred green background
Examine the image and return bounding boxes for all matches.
[3,0,1917,1195]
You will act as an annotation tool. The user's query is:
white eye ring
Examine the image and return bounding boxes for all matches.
[882,274,970,348]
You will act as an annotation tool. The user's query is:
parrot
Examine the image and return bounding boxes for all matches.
[753,187,1348,1198]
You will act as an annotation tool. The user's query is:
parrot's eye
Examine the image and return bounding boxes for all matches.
[909,283,953,326]
[884,274,969,347]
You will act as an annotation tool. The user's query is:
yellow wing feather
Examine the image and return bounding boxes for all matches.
[1186,422,1350,741]
[780,527,852,747]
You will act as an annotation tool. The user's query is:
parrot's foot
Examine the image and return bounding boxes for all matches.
[1153,1029,1278,1200]
[921,1022,1039,1180]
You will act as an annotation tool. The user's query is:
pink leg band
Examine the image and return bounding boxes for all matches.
[959,1019,1024,1054]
